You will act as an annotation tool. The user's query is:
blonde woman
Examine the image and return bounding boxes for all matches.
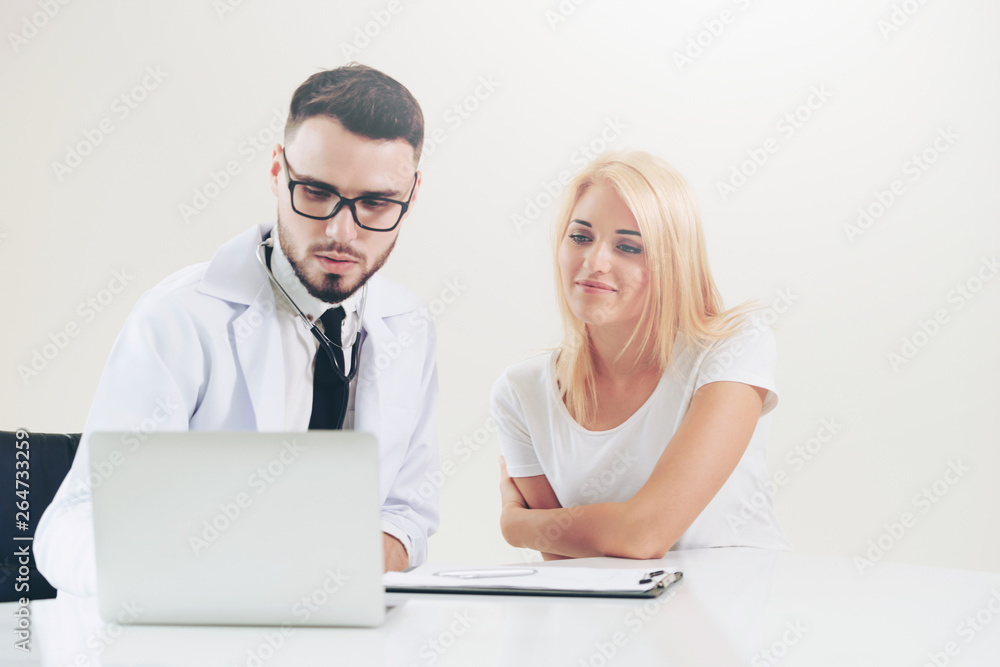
[493,151,790,560]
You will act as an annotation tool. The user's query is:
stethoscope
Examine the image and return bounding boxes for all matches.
[255,236,367,384]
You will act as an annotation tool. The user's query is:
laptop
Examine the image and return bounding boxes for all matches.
[89,431,386,627]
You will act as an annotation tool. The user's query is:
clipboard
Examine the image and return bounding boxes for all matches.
[384,564,683,599]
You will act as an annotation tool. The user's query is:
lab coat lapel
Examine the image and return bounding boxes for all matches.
[234,280,286,430]
[198,223,286,431]
[354,298,393,435]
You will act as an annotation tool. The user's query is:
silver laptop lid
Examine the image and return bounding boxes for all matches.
[90,431,384,627]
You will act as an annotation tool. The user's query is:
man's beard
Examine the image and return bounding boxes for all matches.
[276,215,395,304]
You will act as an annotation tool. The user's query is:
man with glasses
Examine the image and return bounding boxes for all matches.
[36,64,439,597]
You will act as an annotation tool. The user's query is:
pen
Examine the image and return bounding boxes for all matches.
[435,568,538,579]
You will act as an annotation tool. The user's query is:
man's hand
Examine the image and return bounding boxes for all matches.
[383,533,409,572]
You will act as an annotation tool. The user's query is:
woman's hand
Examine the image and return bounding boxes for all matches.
[498,456,528,547]
[498,459,573,559]
[499,456,527,511]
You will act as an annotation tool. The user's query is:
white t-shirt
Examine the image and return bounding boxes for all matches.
[490,323,791,552]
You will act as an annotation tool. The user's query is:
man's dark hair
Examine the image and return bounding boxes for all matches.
[285,64,424,162]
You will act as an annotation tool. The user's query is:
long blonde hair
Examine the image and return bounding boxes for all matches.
[554,150,753,424]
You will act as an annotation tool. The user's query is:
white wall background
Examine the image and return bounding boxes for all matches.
[1,0,997,574]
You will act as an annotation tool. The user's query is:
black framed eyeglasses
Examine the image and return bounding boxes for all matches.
[281,151,417,232]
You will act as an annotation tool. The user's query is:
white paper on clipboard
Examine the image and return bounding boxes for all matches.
[385,564,681,597]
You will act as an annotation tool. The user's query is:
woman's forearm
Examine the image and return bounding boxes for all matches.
[497,458,683,559]
[505,382,770,560]
[501,501,659,558]
[501,504,598,557]
[502,499,681,559]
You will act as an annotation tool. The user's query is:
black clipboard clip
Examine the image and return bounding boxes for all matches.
[639,570,684,593]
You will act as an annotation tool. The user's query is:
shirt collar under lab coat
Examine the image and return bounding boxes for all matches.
[269,227,362,343]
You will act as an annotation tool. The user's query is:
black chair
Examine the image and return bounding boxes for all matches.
[0,431,80,601]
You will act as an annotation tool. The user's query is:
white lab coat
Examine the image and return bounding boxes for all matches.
[35,223,440,597]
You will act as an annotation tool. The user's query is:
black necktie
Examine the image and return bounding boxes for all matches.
[308,307,348,430]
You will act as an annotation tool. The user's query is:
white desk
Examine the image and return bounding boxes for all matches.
[5,548,1000,666]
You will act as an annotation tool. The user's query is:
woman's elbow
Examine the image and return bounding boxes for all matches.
[499,517,517,548]
[608,504,679,560]
[500,508,526,549]
[608,536,674,561]
[634,536,676,560]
